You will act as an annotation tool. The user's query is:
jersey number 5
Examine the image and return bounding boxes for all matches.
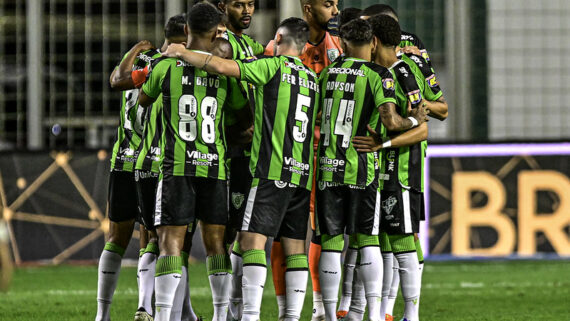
[293,94,312,143]
[178,94,218,144]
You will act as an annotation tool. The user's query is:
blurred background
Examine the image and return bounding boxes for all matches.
[0,0,568,267]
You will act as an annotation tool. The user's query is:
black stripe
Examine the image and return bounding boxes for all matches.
[419,260,424,264]
[285,267,309,272]
[162,66,176,175]
[279,57,299,183]
[393,250,417,255]
[231,250,242,257]
[243,263,267,268]
[321,249,343,253]
[255,59,281,178]
[183,66,197,177]
[333,60,359,184]
[205,73,221,179]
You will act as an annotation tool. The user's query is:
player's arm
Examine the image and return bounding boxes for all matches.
[110,40,154,91]
[379,100,428,132]
[225,107,254,145]
[352,123,428,152]
[163,43,240,78]
[137,60,164,108]
[424,96,448,120]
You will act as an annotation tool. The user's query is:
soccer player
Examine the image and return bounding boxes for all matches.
[163,17,320,321]
[138,4,248,321]
[266,2,343,319]
[215,1,264,319]
[95,38,159,321]
[317,19,428,321]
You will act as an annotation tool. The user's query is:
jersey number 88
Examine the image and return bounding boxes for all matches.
[178,94,218,144]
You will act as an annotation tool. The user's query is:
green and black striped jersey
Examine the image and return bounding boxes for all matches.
[110,49,161,172]
[141,52,248,179]
[135,97,164,173]
[380,57,443,193]
[317,57,397,186]
[236,55,320,190]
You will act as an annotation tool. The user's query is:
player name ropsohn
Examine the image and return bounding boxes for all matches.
[325,80,355,93]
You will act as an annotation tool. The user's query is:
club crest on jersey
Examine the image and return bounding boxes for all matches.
[420,49,430,62]
[426,74,438,88]
[383,78,395,90]
[382,196,398,215]
[231,192,245,209]
[327,49,340,62]
[407,90,422,104]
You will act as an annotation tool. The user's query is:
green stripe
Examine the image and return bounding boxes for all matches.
[206,254,232,274]
[380,232,392,252]
[155,255,182,276]
[356,233,379,248]
[415,238,424,262]
[104,242,125,257]
[389,234,416,254]
[286,254,308,269]
[232,241,243,256]
[321,234,344,252]
[242,249,266,266]
[181,251,190,269]
[145,242,159,255]
[348,234,359,250]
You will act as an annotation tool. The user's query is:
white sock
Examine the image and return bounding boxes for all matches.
[319,251,341,321]
[181,276,198,321]
[380,252,394,320]
[284,269,308,321]
[386,257,399,316]
[96,249,122,321]
[209,272,231,321]
[359,246,382,321]
[155,273,182,321]
[137,251,157,315]
[346,268,365,321]
[338,247,357,312]
[276,295,287,320]
[395,252,420,321]
[242,264,266,321]
[229,251,244,320]
[170,265,188,321]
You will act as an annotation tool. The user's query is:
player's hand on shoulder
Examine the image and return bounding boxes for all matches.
[400,46,421,56]
[162,43,186,58]
[352,125,382,153]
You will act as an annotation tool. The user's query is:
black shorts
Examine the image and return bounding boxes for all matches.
[241,178,310,240]
[315,180,380,236]
[107,170,139,223]
[380,188,424,234]
[154,175,228,227]
[228,156,253,230]
[134,170,159,230]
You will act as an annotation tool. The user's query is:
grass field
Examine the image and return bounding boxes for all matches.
[1,260,569,320]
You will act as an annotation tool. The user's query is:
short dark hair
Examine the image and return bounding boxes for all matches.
[188,3,222,34]
[339,7,362,28]
[340,19,372,46]
[164,14,187,40]
[278,17,310,51]
[369,15,401,47]
[362,4,398,20]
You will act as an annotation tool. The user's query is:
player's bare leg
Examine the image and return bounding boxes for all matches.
[154,225,187,321]
[96,219,135,321]
[201,222,232,321]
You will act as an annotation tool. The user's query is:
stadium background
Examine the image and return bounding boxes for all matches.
[0,0,568,274]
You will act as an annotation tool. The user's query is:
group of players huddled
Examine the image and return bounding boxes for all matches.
[95,1,448,321]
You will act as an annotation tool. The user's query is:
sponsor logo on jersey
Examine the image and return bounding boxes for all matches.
[319,156,345,173]
[398,66,409,77]
[387,150,396,172]
[187,150,219,161]
[284,61,317,78]
[137,53,154,64]
[231,192,245,209]
[426,74,438,88]
[274,180,297,188]
[410,55,423,67]
[327,48,340,62]
[382,195,398,215]
[176,60,192,67]
[420,49,430,62]
[382,78,395,90]
[284,157,310,171]
[328,67,366,77]
[119,147,135,157]
[407,90,422,104]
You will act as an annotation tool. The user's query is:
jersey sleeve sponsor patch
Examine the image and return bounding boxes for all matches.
[407,89,422,104]
[426,74,438,88]
[383,78,395,90]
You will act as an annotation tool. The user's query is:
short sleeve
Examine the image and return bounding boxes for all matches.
[235,56,280,87]
[141,60,167,99]
[367,64,397,107]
